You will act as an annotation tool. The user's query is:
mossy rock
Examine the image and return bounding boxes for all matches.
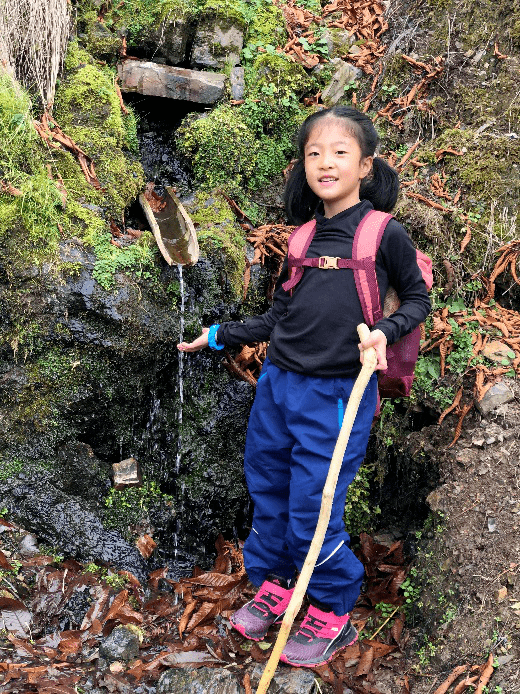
[176,105,258,195]
[75,0,194,63]
[245,2,288,49]
[184,190,246,299]
[248,52,312,102]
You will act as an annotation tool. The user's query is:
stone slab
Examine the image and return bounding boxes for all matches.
[118,60,226,104]
[475,381,515,416]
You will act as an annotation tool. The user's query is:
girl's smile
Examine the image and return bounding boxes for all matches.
[304,119,372,218]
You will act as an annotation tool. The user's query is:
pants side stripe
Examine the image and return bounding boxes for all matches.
[315,540,344,568]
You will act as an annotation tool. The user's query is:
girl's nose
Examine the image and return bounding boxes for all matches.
[320,153,333,168]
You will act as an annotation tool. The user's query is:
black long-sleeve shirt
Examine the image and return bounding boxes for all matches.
[217,200,431,378]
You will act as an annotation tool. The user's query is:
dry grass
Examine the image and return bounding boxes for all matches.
[0,0,71,109]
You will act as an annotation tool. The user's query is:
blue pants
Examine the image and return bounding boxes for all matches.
[243,358,377,615]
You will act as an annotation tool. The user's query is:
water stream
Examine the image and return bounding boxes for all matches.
[175,264,185,477]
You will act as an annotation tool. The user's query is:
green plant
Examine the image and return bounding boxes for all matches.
[344,462,381,536]
[104,479,173,537]
[39,546,65,563]
[416,636,437,668]
[375,601,397,618]
[298,33,329,59]
[401,568,422,613]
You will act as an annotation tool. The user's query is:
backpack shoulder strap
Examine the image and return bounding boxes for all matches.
[282,220,317,292]
[352,210,393,326]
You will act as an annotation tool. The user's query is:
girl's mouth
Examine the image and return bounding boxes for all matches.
[319,177,338,186]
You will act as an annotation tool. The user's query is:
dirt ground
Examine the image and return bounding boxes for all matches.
[404,379,520,694]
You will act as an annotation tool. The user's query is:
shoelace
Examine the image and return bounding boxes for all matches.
[297,614,329,641]
[250,589,285,617]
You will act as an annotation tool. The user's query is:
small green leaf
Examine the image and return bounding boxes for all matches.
[258,641,272,650]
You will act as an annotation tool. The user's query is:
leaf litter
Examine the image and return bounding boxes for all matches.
[0,521,416,692]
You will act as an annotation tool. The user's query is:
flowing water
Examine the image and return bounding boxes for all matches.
[175,264,185,476]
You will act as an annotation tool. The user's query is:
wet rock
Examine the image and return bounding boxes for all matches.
[60,586,93,630]
[131,14,191,66]
[56,442,112,503]
[99,625,141,663]
[321,59,361,106]
[0,468,149,582]
[19,533,39,558]
[113,457,142,489]
[157,666,241,693]
[475,381,515,416]
[230,66,245,101]
[118,60,227,104]
[190,10,245,70]
[251,663,316,693]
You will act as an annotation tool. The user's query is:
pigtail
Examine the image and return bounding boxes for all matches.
[360,157,400,213]
[284,159,320,225]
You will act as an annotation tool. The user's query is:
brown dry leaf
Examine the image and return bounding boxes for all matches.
[136,534,157,559]
[355,644,374,675]
[433,663,469,694]
[102,589,129,624]
[0,180,23,196]
[475,653,495,693]
[178,600,197,639]
[0,549,13,571]
[362,639,398,658]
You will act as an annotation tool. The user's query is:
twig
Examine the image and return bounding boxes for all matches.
[367,606,400,640]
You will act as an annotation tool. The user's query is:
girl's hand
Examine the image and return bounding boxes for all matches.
[358,329,387,371]
[177,327,209,352]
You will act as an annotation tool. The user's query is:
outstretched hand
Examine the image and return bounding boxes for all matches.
[358,328,387,371]
[177,327,209,352]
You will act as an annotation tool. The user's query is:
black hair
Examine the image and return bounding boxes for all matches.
[284,105,400,224]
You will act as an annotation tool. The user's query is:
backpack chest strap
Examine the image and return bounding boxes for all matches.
[297,257,370,270]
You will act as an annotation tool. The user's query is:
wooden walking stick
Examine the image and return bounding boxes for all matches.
[255,324,378,694]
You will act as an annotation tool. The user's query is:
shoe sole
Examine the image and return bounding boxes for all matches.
[229,618,265,642]
[229,608,287,642]
[279,630,359,668]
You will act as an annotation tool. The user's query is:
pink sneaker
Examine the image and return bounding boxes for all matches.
[280,604,358,667]
[230,578,293,641]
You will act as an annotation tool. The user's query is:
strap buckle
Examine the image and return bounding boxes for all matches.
[318,256,340,269]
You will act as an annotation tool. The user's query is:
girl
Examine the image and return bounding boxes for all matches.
[178,105,431,668]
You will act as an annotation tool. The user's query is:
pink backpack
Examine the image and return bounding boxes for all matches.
[282,210,433,405]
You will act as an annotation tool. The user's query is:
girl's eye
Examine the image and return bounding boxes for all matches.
[336,150,346,155]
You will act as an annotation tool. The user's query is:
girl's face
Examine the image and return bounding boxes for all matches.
[303,119,372,218]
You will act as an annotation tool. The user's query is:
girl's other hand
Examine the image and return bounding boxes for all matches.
[177,327,209,352]
[358,329,387,371]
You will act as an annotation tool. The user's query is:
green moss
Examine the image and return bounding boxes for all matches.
[104,480,174,539]
[344,462,381,536]
[248,52,312,102]
[77,0,193,56]
[91,230,158,290]
[244,1,287,48]
[187,191,246,297]
[0,72,64,258]
[53,55,145,218]
[0,457,24,481]
[176,105,258,195]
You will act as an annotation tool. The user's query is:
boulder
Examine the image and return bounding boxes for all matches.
[321,58,362,106]
[475,380,515,416]
[157,666,241,694]
[250,663,316,693]
[190,8,245,70]
[118,60,227,104]
[99,626,141,663]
